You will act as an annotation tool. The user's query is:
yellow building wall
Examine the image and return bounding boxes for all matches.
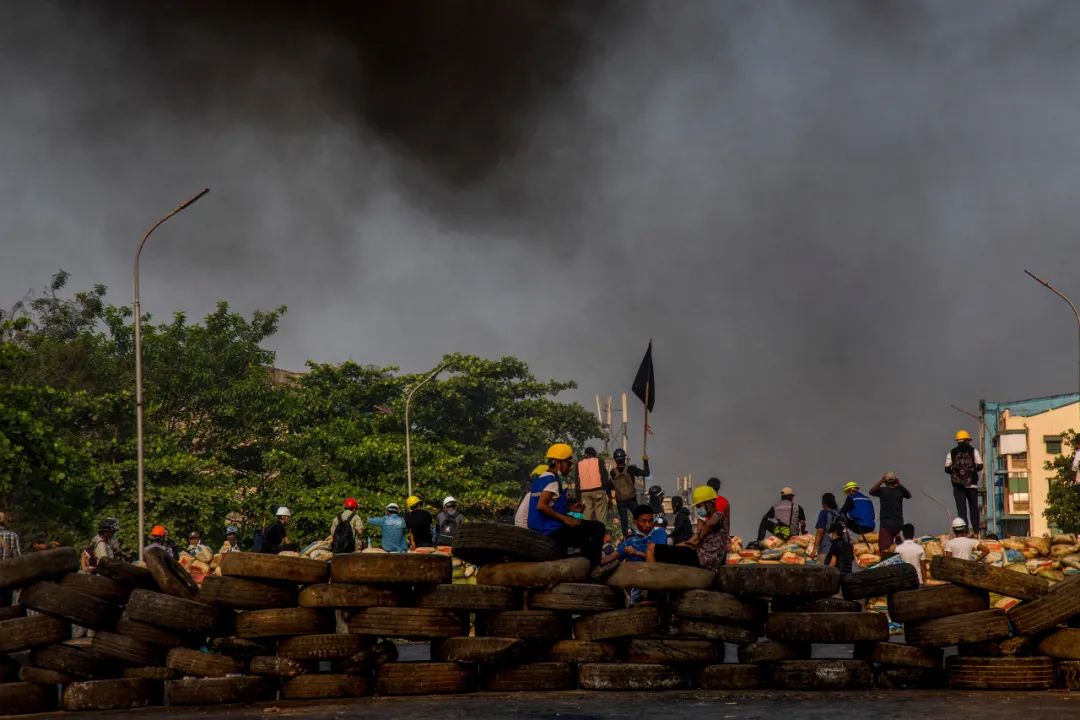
[1002,403,1078,536]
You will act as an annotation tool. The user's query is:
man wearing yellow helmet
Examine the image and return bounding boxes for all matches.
[404,496,434,550]
[840,481,876,537]
[946,430,983,533]
[527,443,605,566]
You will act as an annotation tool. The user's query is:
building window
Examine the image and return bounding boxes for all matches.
[1045,437,1063,455]
[995,456,1007,472]
[1011,453,1028,470]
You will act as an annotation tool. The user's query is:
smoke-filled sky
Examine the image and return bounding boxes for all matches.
[4,1,1080,538]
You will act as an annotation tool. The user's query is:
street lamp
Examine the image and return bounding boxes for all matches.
[1025,270,1080,427]
[133,188,209,561]
[404,361,449,497]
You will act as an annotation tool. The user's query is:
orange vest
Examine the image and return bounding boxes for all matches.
[577,457,603,492]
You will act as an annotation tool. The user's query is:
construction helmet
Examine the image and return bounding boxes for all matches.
[951,517,969,530]
[545,443,574,461]
[150,525,167,538]
[406,495,421,509]
[843,481,859,493]
[955,429,972,442]
[530,464,549,478]
[443,496,457,507]
[780,487,795,496]
[386,503,401,513]
[343,498,359,510]
[613,448,627,461]
[691,485,718,506]
[99,518,119,532]
[225,525,238,535]
[276,506,292,517]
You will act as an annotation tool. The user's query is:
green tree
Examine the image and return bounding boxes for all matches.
[1044,430,1080,534]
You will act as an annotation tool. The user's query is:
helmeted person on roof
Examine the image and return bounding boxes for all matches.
[330,497,365,554]
[528,443,605,566]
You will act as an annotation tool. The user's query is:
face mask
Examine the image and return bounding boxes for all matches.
[695,507,709,520]
[569,511,584,520]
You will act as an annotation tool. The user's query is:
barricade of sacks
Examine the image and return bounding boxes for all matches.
[727,534,816,565]
[3,523,1080,715]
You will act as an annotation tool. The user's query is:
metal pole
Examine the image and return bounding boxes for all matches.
[405,362,450,497]
[1026,270,1080,427]
[134,188,209,562]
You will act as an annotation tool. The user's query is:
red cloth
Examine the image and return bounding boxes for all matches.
[715,495,730,516]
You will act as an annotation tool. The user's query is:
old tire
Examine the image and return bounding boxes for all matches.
[126,589,218,633]
[91,630,167,666]
[904,609,1010,648]
[737,640,810,664]
[698,663,765,690]
[772,660,875,690]
[0,603,24,621]
[674,589,765,623]
[714,565,840,598]
[144,546,199,600]
[220,551,329,584]
[277,633,369,660]
[433,636,529,664]
[1037,628,1080,660]
[482,662,575,691]
[866,641,942,670]
[20,665,76,684]
[210,636,272,659]
[840,563,919,600]
[958,635,1038,658]
[573,606,661,641]
[677,618,758,644]
[282,673,369,699]
[415,584,520,612]
[766,612,888,644]
[30,642,108,678]
[96,557,155,589]
[451,522,560,565]
[60,572,131,604]
[234,607,334,638]
[21,580,118,629]
[166,647,245,677]
[771,596,862,613]
[887,584,989,623]
[349,607,464,639]
[375,662,474,695]
[299,583,400,609]
[876,666,947,689]
[546,639,619,663]
[249,655,312,678]
[530,583,624,613]
[331,553,450,585]
[930,556,1049,601]
[122,667,171,680]
[578,663,686,691]
[624,638,721,665]
[62,678,160,711]
[1007,576,1080,636]
[165,676,271,706]
[115,614,190,647]
[342,639,398,674]
[481,610,564,641]
[198,575,298,610]
[477,557,590,589]
[945,655,1055,690]
[0,682,56,714]
[607,562,715,592]
[0,614,69,653]
[1060,660,1080,689]
[0,547,78,590]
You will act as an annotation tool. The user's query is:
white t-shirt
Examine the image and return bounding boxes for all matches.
[895,539,926,584]
[945,536,981,561]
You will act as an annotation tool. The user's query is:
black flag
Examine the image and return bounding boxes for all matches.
[632,340,655,412]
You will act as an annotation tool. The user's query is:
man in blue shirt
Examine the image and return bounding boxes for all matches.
[528,443,605,566]
[840,481,876,539]
[367,503,408,553]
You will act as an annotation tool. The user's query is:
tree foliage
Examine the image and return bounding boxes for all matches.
[1043,430,1080,534]
[0,273,599,552]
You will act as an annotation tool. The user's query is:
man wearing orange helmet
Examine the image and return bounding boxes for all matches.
[528,443,605,566]
[330,498,365,554]
[946,430,983,534]
[148,524,177,559]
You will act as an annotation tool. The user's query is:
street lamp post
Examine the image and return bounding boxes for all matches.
[1025,270,1080,427]
[404,362,449,498]
[134,188,209,562]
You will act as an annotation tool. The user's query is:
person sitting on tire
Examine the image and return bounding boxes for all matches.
[262,507,297,554]
[404,496,434,549]
[756,487,807,542]
[840,482,876,539]
[528,443,605,566]
[367,503,409,553]
[618,504,659,605]
[330,498,365,554]
[218,525,242,554]
[944,517,988,561]
[824,521,854,575]
[182,531,213,563]
[646,485,729,572]
[610,448,651,539]
[434,497,464,547]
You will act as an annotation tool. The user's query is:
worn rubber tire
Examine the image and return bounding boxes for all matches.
[674,590,765,623]
[122,667,171,680]
[96,557,155,589]
[546,639,619,663]
[20,665,76,684]
[477,557,590,589]
[573,606,661,641]
[299,583,400,609]
[0,682,56,714]
[714,565,840,598]
[482,662,576,691]
[737,640,811,664]
[62,678,160,711]
[375,662,474,695]
[143,546,200,600]
[698,663,766,690]
[1037,628,1080,660]
[840,563,919,600]
[766,612,888,644]
[126,589,218,633]
[234,607,334,638]
[958,635,1038,658]
[887,584,989,623]
[607,562,715,592]
[432,636,529,664]
[772,660,875,690]
[0,547,79,590]
[771,596,862,613]
[578,663,686,691]
[282,673,370,699]
[529,583,624,613]
[481,610,564,641]
[415,584,520,612]
[0,614,69,653]
[451,522,560,565]
[0,603,24,621]
[625,638,721,665]
[31,642,109,678]
[1060,660,1080,690]
[677,618,758,644]
[165,676,271,706]
[197,575,298,610]
[876,666,947,689]
[220,551,330,584]
[331,553,450,585]
[209,636,272,659]
[166,647,245,677]
[342,639,398,675]
[1008,576,1080,636]
[930,556,1049,601]
[904,609,1011,648]
[349,607,465,639]
[866,641,942,670]
[91,630,167,666]
[0,655,17,683]
[60,572,131,604]
[277,633,369,660]
[115,614,189,648]
[945,655,1055,690]
[20,580,119,630]
[249,655,312,677]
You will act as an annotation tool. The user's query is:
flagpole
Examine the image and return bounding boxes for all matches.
[642,380,649,500]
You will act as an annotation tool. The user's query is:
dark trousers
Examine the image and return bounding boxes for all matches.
[550,520,606,567]
[878,526,901,553]
[953,485,980,533]
[652,544,701,568]
[616,500,637,538]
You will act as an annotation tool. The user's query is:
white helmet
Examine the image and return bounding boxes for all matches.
[951,517,968,530]
[276,506,292,517]
[443,496,457,507]
[386,503,401,513]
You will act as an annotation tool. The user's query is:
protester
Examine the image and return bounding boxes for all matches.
[610,448,651,538]
[707,477,731,518]
[148,525,177,559]
[840,482,876,539]
[330,498,365,554]
[895,523,928,584]
[869,472,910,553]
[617,504,657,605]
[183,531,213,563]
[367,503,408,553]
[404,495,434,549]
[83,518,118,570]
[651,515,670,545]
[218,525,242,554]
[515,464,550,528]
[435,497,464,546]
[809,493,841,563]
[600,530,618,566]
[946,429,983,534]
[756,487,807,542]
[669,496,693,545]
[576,447,614,523]
[0,511,20,560]
[824,521,854,576]
[944,517,987,561]
[647,484,665,515]
[647,485,729,572]
[527,443,605,566]
[262,507,295,554]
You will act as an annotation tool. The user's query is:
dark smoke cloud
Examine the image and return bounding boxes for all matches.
[4,1,1080,537]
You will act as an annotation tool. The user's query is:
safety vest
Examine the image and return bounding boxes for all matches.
[578,457,603,492]
[528,472,568,535]
[847,492,876,531]
[772,498,799,528]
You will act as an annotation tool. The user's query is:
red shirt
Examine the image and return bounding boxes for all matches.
[715,495,730,517]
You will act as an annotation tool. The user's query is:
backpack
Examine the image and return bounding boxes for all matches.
[251,527,265,553]
[331,512,357,554]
